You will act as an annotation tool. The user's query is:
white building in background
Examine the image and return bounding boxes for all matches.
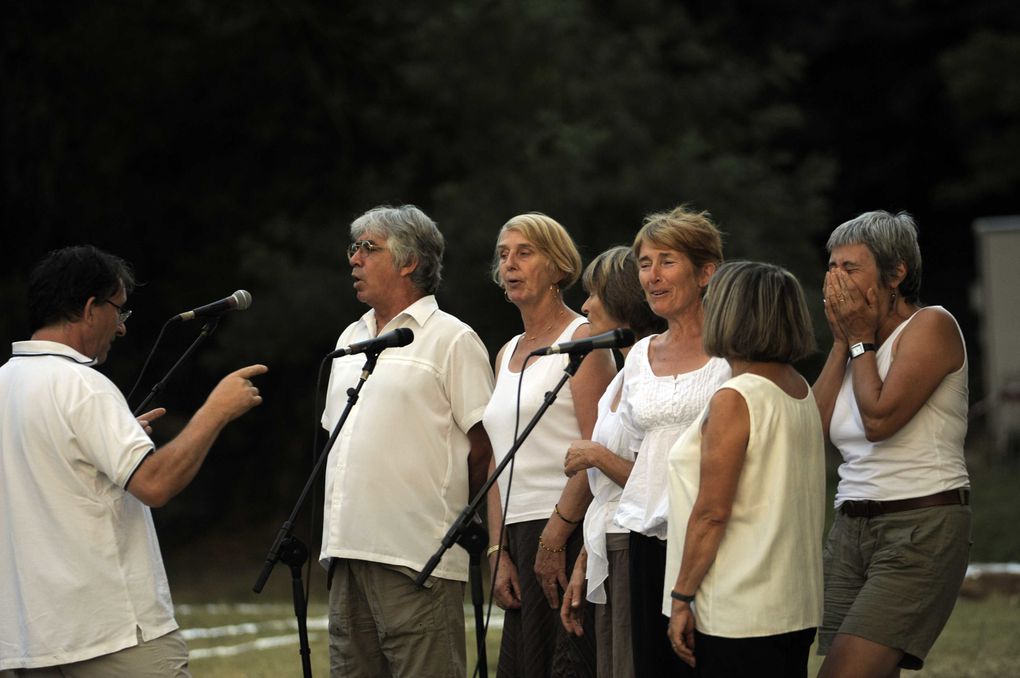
[972,216,1020,458]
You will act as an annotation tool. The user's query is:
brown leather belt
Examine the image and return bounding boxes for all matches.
[839,488,970,519]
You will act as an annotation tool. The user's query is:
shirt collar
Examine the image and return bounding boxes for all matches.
[11,340,97,366]
[362,295,439,335]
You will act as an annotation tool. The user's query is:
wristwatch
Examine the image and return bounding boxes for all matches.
[670,590,695,604]
[849,342,876,359]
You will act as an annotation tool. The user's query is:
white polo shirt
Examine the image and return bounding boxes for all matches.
[319,296,493,581]
[0,341,176,671]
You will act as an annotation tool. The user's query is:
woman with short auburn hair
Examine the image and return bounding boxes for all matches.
[610,206,731,677]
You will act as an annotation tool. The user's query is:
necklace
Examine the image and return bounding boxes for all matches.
[523,308,565,342]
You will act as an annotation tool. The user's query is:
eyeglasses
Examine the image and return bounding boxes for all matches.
[103,299,132,324]
[347,240,388,259]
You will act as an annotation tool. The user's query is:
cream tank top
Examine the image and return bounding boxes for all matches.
[663,373,826,636]
[831,306,970,505]
[483,316,588,524]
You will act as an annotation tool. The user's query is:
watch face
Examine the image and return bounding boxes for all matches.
[850,343,865,358]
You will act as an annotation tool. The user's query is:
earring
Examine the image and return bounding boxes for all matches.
[891,288,897,304]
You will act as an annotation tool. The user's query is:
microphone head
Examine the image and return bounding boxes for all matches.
[232,290,253,311]
[392,327,414,347]
[613,327,636,349]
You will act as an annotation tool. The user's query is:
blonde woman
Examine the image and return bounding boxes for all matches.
[484,214,615,677]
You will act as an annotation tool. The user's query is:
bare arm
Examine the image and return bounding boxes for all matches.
[486,454,522,610]
[848,309,963,441]
[466,422,493,500]
[536,471,592,608]
[564,439,634,488]
[828,270,965,441]
[534,323,614,607]
[668,388,750,667]
[127,364,267,507]
[567,323,617,440]
[560,545,588,636]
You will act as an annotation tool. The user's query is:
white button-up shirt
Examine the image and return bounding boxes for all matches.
[319,296,493,581]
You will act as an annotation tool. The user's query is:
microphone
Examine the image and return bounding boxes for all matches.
[326,328,414,359]
[173,290,252,322]
[529,327,636,357]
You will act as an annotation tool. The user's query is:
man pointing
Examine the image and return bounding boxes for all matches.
[0,245,266,676]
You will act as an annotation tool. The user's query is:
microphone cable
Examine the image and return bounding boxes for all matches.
[479,350,539,678]
[126,318,174,406]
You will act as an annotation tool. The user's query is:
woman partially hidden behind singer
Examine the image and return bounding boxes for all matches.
[814,210,972,677]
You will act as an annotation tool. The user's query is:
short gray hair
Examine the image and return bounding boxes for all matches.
[351,205,445,294]
[703,261,816,363]
[826,210,922,303]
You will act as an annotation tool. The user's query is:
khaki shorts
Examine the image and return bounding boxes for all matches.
[817,504,971,669]
[2,629,189,677]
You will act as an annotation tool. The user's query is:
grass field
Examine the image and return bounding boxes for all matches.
[177,594,1020,677]
[169,457,1020,676]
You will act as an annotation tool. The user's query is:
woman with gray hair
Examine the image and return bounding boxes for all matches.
[813,211,971,676]
[665,261,825,675]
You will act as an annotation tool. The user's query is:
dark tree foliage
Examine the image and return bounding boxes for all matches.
[2,0,1017,550]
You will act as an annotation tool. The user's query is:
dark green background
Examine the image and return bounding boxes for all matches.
[3,1,1017,559]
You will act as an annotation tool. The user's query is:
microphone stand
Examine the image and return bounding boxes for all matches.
[416,352,587,678]
[252,351,382,678]
[131,317,220,416]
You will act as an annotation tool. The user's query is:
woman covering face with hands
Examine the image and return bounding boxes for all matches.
[813,211,971,677]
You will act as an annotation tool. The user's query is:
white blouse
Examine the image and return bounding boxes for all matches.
[583,371,632,603]
[613,336,731,539]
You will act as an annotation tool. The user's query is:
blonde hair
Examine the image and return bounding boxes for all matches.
[491,213,582,290]
[703,261,816,363]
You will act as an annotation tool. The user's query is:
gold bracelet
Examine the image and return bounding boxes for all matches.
[538,535,566,553]
[486,544,503,557]
[554,503,581,525]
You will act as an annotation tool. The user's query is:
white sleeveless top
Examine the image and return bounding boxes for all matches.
[483,316,588,524]
[583,370,633,603]
[662,373,825,636]
[614,336,731,539]
[831,306,970,505]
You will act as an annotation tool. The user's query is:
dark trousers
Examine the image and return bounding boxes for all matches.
[694,628,816,678]
[628,531,692,678]
[497,520,596,678]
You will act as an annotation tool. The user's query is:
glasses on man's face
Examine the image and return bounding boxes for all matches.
[103,299,132,324]
[347,240,387,259]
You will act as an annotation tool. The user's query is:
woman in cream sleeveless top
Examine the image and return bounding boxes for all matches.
[665,261,825,677]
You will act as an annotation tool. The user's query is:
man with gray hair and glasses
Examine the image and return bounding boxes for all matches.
[320,205,494,677]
